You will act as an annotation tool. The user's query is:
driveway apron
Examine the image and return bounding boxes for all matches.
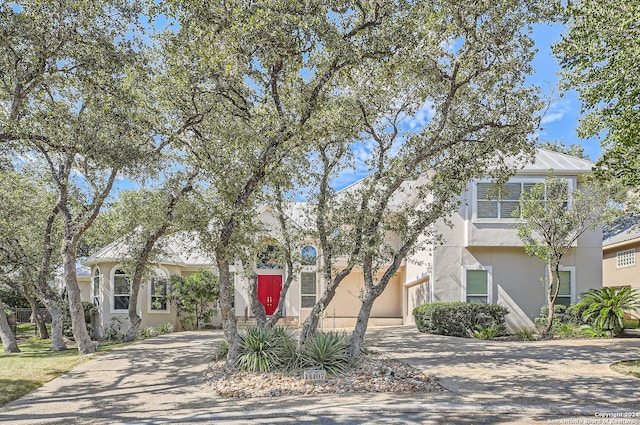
[2,326,640,424]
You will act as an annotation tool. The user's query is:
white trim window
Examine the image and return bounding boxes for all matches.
[300,272,317,308]
[112,268,131,312]
[616,249,636,268]
[462,265,492,304]
[149,269,170,313]
[92,268,101,306]
[550,267,576,307]
[474,178,573,221]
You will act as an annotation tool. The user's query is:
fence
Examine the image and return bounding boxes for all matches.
[8,307,52,338]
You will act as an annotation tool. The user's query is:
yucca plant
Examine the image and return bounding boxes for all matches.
[300,331,351,375]
[236,326,296,372]
[577,287,640,337]
[236,327,281,372]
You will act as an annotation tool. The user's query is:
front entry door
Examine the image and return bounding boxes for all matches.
[257,275,282,316]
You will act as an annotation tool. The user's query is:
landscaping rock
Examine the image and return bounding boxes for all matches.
[204,353,443,398]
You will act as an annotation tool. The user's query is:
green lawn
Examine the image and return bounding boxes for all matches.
[611,360,640,378]
[0,337,127,406]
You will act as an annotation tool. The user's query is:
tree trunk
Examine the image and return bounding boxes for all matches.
[0,295,20,353]
[216,254,241,366]
[62,241,95,354]
[37,292,67,351]
[543,261,562,336]
[348,296,375,359]
[23,284,49,339]
[299,279,343,345]
[248,275,267,329]
[125,313,142,342]
[124,264,145,343]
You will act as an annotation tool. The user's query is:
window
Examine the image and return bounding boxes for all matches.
[552,270,572,307]
[475,179,569,220]
[257,245,282,269]
[465,270,489,303]
[300,272,317,308]
[112,269,131,311]
[150,278,168,311]
[301,246,317,266]
[616,249,636,268]
[92,268,100,306]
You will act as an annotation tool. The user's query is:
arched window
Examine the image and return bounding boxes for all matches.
[301,245,317,266]
[92,268,101,306]
[112,268,131,311]
[257,244,282,269]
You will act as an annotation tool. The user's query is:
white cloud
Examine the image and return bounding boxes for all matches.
[540,100,572,125]
[540,112,564,125]
[404,100,436,130]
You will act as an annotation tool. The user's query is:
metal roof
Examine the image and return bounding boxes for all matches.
[603,219,640,247]
[520,148,594,174]
[83,230,213,267]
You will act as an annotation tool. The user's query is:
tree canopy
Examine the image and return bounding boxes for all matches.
[554,0,640,188]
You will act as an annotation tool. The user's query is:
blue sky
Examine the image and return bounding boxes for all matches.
[530,23,600,160]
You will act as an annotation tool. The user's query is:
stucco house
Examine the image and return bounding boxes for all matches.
[79,148,602,333]
[602,222,640,290]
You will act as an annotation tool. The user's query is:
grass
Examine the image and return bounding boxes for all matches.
[0,337,128,406]
[623,319,640,329]
[610,360,640,378]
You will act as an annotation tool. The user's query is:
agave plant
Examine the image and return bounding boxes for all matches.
[577,287,640,337]
[236,326,293,372]
[300,331,352,375]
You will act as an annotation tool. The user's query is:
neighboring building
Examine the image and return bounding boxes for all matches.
[406,149,602,330]
[80,148,603,333]
[602,222,640,290]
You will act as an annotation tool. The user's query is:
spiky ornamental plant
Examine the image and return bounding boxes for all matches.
[578,287,640,337]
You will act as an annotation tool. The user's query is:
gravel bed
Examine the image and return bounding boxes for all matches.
[204,353,444,398]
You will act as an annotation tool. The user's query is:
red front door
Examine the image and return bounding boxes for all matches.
[257,275,282,316]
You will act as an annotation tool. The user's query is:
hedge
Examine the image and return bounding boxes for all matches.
[413,302,509,338]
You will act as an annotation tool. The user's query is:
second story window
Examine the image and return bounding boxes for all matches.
[301,245,317,266]
[476,179,570,220]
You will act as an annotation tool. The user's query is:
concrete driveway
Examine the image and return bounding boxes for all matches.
[1,326,639,424]
[366,327,640,412]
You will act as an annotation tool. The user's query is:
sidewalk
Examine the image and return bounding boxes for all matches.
[1,327,639,424]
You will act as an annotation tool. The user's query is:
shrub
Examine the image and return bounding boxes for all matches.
[168,270,219,330]
[576,287,640,337]
[140,327,158,338]
[553,323,580,338]
[63,301,99,338]
[103,316,127,341]
[413,302,508,338]
[535,303,591,336]
[514,328,536,341]
[211,340,229,361]
[157,322,174,334]
[580,326,611,338]
[473,322,501,340]
[300,331,352,375]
